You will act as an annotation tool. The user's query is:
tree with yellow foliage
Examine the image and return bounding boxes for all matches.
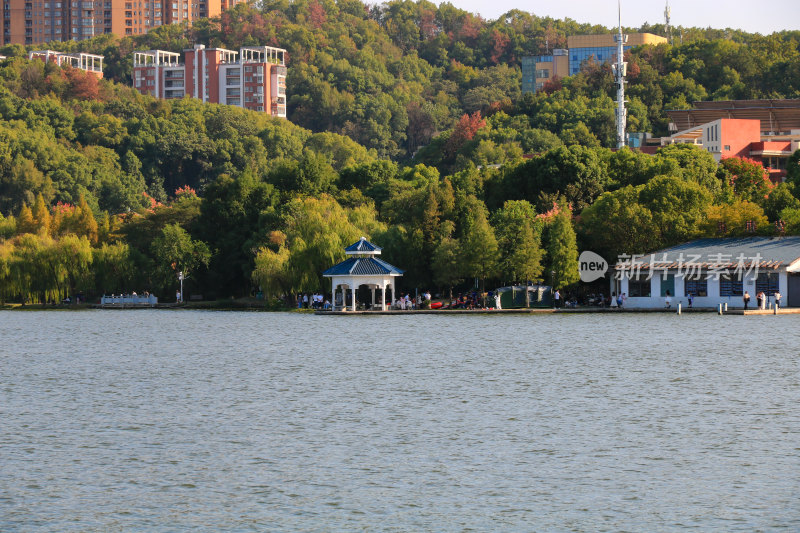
[702,200,770,237]
[32,193,51,236]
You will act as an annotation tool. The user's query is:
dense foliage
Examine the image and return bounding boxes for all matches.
[1,1,800,304]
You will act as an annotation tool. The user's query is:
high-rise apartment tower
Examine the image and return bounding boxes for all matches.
[132,44,287,117]
[1,0,242,45]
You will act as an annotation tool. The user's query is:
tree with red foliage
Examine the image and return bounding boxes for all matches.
[457,14,482,41]
[64,67,100,101]
[489,29,510,65]
[720,156,773,204]
[444,111,486,159]
[540,77,563,95]
[307,0,327,29]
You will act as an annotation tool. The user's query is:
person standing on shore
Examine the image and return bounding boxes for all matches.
[687,292,693,308]
[775,291,782,309]
[554,289,560,308]
[743,291,751,309]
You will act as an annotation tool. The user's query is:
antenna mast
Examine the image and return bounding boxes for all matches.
[612,0,627,149]
[665,1,672,44]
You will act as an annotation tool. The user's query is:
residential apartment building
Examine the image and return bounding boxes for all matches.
[1,0,241,45]
[29,48,104,76]
[522,33,667,92]
[133,44,287,117]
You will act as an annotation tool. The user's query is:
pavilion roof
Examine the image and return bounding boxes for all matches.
[323,256,404,277]
[345,237,382,254]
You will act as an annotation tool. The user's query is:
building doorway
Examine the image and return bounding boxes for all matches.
[787,273,800,307]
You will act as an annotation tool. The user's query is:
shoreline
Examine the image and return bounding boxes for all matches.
[2,302,797,315]
[315,307,800,316]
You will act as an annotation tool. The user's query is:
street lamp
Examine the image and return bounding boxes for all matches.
[178,271,184,303]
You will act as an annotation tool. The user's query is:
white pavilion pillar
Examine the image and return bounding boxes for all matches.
[332,284,337,311]
[371,286,376,309]
[351,285,357,311]
[381,285,386,311]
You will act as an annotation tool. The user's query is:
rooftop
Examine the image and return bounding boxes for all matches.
[666,99,800,134]
[345,237,382,255]
[323,257,404,277]
[615,237,800,271]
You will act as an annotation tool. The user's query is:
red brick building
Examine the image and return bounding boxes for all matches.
[132,44,287,117]
[662,106,800,182]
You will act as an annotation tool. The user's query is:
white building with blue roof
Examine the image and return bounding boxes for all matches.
[613,237,800,309]
[323,237,404,311]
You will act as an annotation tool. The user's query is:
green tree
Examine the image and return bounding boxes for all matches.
[786,149,800,189]
[492,200,544,284]
[763,183,800,222]
[430,220,462,298]
[150,223,211,293]
[545,211,579,290]
[578,186,659,261]
[458,198,498,302]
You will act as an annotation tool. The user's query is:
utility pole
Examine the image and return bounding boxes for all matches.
[612,0,628,149]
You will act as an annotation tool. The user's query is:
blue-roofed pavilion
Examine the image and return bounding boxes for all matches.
[323,237,404,311]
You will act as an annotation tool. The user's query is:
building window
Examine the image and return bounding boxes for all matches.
[756,272,779,296]
[719,274,743,297]
[724,145,730,151]
[685,277,708,297]
[628,275,651,297]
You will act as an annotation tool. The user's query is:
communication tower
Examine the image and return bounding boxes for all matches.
[665,1,672,45]
[612,0,628,149]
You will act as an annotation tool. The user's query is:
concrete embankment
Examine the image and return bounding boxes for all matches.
[316,307,800,316]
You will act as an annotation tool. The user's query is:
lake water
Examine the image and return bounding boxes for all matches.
[1,310,799,531]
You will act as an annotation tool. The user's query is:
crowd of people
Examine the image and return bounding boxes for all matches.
[292,286,786,311]
[743,290,782,310]
[297,292,331,310]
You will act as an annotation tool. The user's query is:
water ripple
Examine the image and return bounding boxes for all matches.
[1,310,799,531]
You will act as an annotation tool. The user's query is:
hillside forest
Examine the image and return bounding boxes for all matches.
[1,0,800,304]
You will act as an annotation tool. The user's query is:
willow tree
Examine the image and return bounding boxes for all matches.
[6,234,91,304]
[0,241,11,304]
[92,242,137,295]
[252,241,291,302]
[281,195,385,294]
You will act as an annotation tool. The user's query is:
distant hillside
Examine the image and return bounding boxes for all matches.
[2,1,798,162]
